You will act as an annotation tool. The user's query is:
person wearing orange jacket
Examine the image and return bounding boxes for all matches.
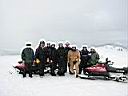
[67,45,81,78]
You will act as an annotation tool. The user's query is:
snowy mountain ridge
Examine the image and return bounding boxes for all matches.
[0,49,19,56]
[92,43,128,50]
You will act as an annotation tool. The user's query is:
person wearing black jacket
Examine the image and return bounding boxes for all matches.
[50,43,58,76]
[79,46,89,74]
[57,43,67,76]
[35,41,46,77]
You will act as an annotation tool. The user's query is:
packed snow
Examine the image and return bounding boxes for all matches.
[0,45,128,96]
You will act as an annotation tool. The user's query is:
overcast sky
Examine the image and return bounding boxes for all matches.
[0,0,127,51]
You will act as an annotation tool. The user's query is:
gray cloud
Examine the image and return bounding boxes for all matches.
[0,0,127,51]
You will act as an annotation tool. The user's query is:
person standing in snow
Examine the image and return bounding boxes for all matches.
[21,42,35,78]
[35,41,46,77]
[88,48,100,66]
[67,45,81,77]
[79,46,89,74]
[50,43,58,76]
[57,43,67,76]
[43,42,51,61]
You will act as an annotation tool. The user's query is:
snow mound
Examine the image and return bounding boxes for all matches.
[96,45,128,68]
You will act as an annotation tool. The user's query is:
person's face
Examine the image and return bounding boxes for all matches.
[40,43,45,47]
[51,44,55,48]
[47,43,50,47]
[59,44,63,47]
[90,49,95,53]
[65,44,70,47]
[72,47,76,51]
[83,47,86,50]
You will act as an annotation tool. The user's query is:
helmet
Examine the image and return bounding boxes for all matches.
[51,42,56,47]
[90,47,95,50]
[39,39,46,44]
[65,41,70,46]
[51,42,56,45]
[46,41,51,47]
[25,41,32,46]
[90,47,96,52]
[82,45,88,48]
[71,45,77,51]
[46,41,51,45]
[40,41,45,44]
[58,41,63,47]
[39,38,46,42]
[71,45,77,48]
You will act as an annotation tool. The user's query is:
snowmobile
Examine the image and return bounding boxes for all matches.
[79,58,128,82]
[13,61,39,75]
[13,59,58,77]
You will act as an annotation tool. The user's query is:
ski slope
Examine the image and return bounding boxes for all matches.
[0,46,128,96]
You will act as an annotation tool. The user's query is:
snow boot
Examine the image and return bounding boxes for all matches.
[29,74,33,78]
[69,71,75,75]
[76,74,79,78]
[23,73,26,78]
[51,73,56,76]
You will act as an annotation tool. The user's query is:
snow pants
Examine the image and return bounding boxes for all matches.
[79,56,89,74]
[50,62,57,74]
[58,58,67,75]
[38,61,45,76]
[23,62,33,77]
[69,61,80,75]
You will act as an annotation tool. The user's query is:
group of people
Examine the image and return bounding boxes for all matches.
[21,40,100,78]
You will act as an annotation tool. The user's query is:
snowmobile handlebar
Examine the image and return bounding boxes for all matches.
[18,61,23,64]
[98,58,112,65]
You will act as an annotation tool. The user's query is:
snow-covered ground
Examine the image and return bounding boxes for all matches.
[0,45,128,96]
